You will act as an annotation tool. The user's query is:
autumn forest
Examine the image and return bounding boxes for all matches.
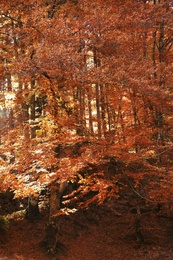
[0,0,173,259]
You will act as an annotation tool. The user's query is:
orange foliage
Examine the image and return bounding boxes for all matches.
[0,0,173,208]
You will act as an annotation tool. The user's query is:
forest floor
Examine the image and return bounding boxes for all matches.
[1,204,173,260]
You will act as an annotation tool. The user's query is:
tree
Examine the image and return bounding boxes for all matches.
[0,0,173,252]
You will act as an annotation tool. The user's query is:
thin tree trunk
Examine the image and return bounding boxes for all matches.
[95,84,102,137]
[87,87,94,134]
[100,84,107,135]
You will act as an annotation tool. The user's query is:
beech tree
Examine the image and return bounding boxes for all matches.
[0,0,173,230]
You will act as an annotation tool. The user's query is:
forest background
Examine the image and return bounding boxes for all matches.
[0,0,173,242]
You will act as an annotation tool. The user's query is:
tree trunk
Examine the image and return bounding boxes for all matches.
[87,87,94,134]
[95,84,102,137]
[45,219,59,254]
[45,180,68,254]
[135,207,144,244]
[25,194,40,222]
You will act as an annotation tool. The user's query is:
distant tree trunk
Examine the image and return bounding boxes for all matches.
[87,86,94,134]
[105,90,111,132]
[8,109,15,129]
[75,86,86,136]
[95,84,102,137]
[25,194,40,222]
[22,101,29,122]
[100,84,107,135]
[29,81,37,138]
[117,97,125,144]
[7,74,12,91]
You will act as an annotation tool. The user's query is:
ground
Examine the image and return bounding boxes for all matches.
[1,204,173,260]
